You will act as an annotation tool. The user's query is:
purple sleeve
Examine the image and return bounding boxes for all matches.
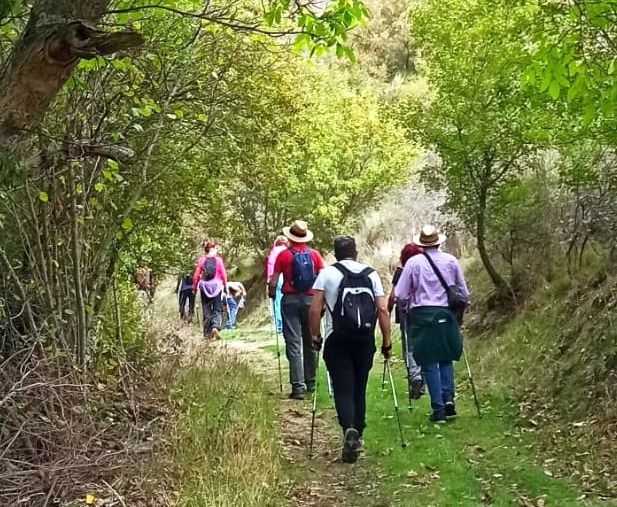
[454,260,470,299]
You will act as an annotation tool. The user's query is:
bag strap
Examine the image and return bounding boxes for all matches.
[359,266,374,278]
[422,252,449,294]
[333,262,351,276]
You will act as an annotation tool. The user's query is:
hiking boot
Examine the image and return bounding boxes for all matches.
[288,391,305,400]
[430,409,447,424]
[342,428,361,463]
[211,329,221,340]
[445,401,457,419]
[408,378,424,400]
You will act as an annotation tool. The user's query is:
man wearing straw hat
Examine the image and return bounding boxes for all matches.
[395,225,470,423]
[269,220,325,400]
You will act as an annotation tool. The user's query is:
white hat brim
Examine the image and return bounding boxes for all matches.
[283,226,314,243]
[412,233,447,247]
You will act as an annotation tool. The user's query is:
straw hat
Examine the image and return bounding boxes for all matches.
[413,225,446,247]
[283,220,314,243]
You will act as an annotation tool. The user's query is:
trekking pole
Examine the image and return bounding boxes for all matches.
[386,360,407,449]
[195,292,202,332]
[225,295,231,329]
[269,300,283,394]
[400,323,413,412]
[463,349,482,418]
[381,360,387,391]
[319,319,334,402]
[309,352,320,459]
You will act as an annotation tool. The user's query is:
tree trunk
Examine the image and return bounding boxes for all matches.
[0,0,142,147]
[476,184,510,296]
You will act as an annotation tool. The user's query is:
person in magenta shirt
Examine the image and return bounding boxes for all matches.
[395,225,469,423]
[265,235,289,334]
[268,220,325,399]
[193,241,228,340]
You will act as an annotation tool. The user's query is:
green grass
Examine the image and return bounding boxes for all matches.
[172,321,612,507]
[306,330,608,507]
[171,353,286,507]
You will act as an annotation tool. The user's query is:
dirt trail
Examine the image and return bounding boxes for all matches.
[216,332,388,507]
[159,318,389,506]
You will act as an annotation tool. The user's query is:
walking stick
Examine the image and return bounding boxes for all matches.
[269,300,283,394]
[463,349,482,418]
[400,323,414,412]
[225,295,232,329]
[318,319,334,402]
[326,370,333,399]
[309,351,320,459]
[195,291,202,332]
[385,360,407,449]
[381,360,387,391]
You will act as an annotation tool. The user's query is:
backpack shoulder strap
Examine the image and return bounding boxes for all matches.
[422,252,449,293]
[359,267,374,277]
[333,262,352,276]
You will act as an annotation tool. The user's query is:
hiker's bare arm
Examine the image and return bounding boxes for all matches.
[268,270,281,298]
[309,290,325,338]
[387,289,396,314]
[376,295,391,348]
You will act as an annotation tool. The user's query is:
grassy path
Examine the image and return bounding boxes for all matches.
[219,326,611,507]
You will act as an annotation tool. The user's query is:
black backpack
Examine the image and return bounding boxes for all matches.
[330,263,377,339]
[202,257,217,281]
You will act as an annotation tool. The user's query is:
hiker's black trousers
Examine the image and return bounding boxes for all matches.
[200,291,223,335]
[323,336,375,436]
[179,288,195,319]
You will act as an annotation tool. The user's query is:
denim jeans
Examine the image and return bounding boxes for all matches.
[225,296,239,329]
[401,321,422,382]
[281,293,317,394]
[422,361,455,412]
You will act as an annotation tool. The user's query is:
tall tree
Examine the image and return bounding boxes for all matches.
[404,0,540,295]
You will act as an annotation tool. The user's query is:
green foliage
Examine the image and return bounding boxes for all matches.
[201,56,414,252]
[267,0,369,60]
[403,0,543,292]
[93,279,154,380]
[524,0,617,129]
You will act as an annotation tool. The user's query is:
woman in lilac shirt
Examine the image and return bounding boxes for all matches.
[395,225,470,424]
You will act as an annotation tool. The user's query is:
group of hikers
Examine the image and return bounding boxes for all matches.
[182,219,469,464]
[266,219,469,464]
[175,241,246,338]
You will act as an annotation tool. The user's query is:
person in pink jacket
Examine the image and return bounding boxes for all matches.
[193,241,228,340]
[265,235,289,334]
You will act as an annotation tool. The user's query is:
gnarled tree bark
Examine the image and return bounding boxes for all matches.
[0,0,143,147]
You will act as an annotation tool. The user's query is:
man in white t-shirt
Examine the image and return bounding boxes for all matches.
[308,236,392,464]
